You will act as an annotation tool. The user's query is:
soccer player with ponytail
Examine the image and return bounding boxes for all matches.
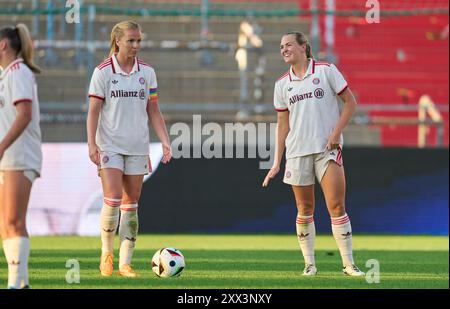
[263,31,364,277]
[87,21,171,277]
[0,23,42,289]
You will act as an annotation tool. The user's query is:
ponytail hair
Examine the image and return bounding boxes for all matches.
[109,21,141,58]
[284,31,314,59]
[16,24,41,74]
[0,24,41,74]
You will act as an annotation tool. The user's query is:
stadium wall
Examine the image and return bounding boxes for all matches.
[139,147,449,235]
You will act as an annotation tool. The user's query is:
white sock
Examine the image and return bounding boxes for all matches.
[3,237,30,289]
[296,214,316,266]
[100,197,121,254]
[118,204,138,268]
[331,213,354,266]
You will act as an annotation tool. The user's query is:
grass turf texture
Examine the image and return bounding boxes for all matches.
[0,235,448,289]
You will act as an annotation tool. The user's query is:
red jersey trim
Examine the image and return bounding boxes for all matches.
[277,71,290,82]
[1,59,24,76]
[275,108,288,112]
[98,62,112,71]
[337,85,348,96]
[137,60,152,68]
[13,98,32,105]
[110,57,116,74]
[88,94,105,101]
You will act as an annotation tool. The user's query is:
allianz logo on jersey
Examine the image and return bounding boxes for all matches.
[110,89,146,100]
[289,91,313,105]
[289,88,325,105]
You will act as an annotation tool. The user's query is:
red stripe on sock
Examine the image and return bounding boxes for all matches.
[104,199,121,207]
[332,218,350,225]
[296,218,314,224]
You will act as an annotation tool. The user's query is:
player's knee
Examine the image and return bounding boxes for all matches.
[3,219,26,236]
[296,201,314,213]
[328,201,345,217]
[121,196,140,204]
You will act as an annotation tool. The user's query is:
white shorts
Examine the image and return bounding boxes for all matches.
[99,152,151,175]
[283,147,343,186]
[0,169,39,185]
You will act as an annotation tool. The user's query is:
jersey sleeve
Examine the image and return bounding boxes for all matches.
[148,68,158,104]
[328,64,348,95]
[273,81,288,112]
[88,67,106,100]
[11,69,33,105]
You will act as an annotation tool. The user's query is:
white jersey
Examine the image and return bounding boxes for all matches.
[88,54,158,155]
[273,59,348,159]
[0,59,42,173]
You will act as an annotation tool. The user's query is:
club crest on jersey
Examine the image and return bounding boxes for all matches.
[313,78,320,85]
[285,171,291,178]
[139,77,146,85]
[314,88,324,99]
[139,89,146,100]
[102,155,109,164]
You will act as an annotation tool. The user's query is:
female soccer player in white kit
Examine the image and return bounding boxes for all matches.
[263,32,364,276]
[87,21,171,277]
[0,24,42,288]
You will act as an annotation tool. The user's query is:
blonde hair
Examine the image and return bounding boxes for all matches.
[284,31,313,59]
[109,21,141,57]
[0,23,41,74]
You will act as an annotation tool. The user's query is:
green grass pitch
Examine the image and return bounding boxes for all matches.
[0,235,448,289]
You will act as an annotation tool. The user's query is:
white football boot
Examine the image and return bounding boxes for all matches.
[343,264,365,277]
[302,264,317,276]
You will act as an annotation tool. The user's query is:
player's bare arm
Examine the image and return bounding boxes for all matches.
[326,87,357,150]
[263,110,289,187]
[147,100,172,164]
[86,96,103,165]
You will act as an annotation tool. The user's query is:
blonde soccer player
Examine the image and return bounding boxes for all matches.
[87,21,171,277]
[263,31,364,277]
[0,24,42,289]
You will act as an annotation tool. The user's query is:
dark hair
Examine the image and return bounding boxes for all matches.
[0,24,41,73]
[284,31,313,59]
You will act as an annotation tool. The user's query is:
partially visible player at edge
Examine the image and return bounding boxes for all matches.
[87,21,171,277]
[0,24,43,289]
[263,31,364,277]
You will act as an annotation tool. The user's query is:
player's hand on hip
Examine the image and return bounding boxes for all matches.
[161,143,172,164]
[326,134,340,150]
[88,143,100,165]
[262,165,280,187]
